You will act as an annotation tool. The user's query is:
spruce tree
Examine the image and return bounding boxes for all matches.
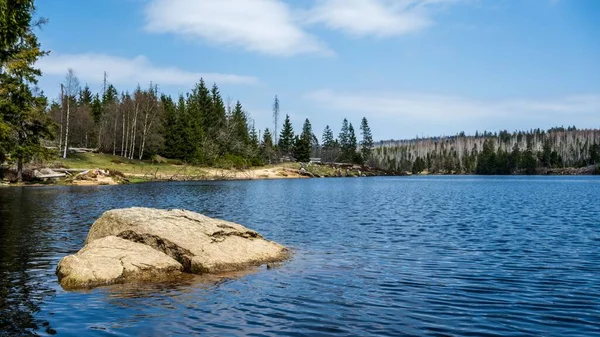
[322,125,334,148]
[0,0,54,181]
[80,85,93,106]
[249,121,259,150]
[186,79,210,162]
[278,114,294,157]
[230,101,249,156]
[321,125,335,162]
[293,118,312,162]
[260,128,275,164]
[209,83,226,141]
[360,117,373,165]
[348,123,358,162]
[161,94,178,159]
[338,118,350,162]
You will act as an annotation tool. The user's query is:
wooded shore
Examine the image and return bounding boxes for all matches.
[1,154,596,187]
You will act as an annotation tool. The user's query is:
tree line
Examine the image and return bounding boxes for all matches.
[374,127,600,174]
[48,71,254,166]
[46,68,375,168]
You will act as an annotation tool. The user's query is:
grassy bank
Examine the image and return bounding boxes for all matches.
[52,153,306,182]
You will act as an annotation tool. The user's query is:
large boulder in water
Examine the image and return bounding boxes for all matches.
[56,236,184,290]
[56,208,289,289]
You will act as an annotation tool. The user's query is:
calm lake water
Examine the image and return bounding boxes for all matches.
[1,176,599,336]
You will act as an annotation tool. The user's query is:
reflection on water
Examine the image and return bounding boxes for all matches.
[1,177,600,336]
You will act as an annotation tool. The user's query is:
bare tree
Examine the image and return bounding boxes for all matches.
[272,95,279,144]
[138,84,159,160]
[62,68,80,158]
[58,84,64,152]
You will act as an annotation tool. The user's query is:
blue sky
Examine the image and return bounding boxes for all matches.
[35,0,599,141]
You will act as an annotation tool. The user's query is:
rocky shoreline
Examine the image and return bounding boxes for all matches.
[1,163,597,187]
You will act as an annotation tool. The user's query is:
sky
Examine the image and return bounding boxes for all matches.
[34,0,600,141]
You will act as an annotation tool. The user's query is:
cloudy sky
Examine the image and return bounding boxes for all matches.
[35,0,599,140]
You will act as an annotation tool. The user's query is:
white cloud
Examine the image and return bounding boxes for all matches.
[37,53,259,87]
[306,89,600,138]
[144,0,331,56]
[305,0,458,37]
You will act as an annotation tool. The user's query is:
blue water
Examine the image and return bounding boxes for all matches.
[1,176,599,336]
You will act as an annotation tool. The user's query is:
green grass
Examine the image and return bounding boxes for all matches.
[54,153,210,178]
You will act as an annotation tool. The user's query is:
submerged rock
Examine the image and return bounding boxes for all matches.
[57,208,289,289]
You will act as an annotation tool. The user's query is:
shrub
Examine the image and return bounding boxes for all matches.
[151,154,168,164]
[106,169,126,178]
[215,154,247,169]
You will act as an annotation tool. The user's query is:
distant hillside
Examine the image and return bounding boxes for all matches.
[373,127,600,174]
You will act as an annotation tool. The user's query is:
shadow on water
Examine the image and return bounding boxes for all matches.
[0,187,64,336]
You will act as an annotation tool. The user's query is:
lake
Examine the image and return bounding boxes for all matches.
[1,176,599,336]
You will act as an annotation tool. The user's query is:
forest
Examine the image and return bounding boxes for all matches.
[45,71,375,169]
[374,128,600,174]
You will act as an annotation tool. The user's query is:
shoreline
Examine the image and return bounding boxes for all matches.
[1,164,597,187]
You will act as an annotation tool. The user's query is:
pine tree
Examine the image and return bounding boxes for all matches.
[360,117,374,165]
[278,114,294,157]
[0,0,54,181]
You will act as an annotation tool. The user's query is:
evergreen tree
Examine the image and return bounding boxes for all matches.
[522,139,537,175]
[91,93,102,124]
[161,94,179,159]
[360,117,373,165]
[338,120,358,163]
[540,140,552,167]
[249,121,259,150]
[260,128,275,164]
[476,139,496,174]
[278,114,294,156]
[209,83,226,141]
[348,123,358,161]
[338,118,350,162]
[79,85,93,105]
[508,143,521,173]
[0,0,54,181]
[322,125,334,148]
[293,118,312,162]
[230,101,249,156]
[186,79,210,162]
[321,125,336,162]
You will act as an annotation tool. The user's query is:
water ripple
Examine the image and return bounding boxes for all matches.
[1,176,599,336]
